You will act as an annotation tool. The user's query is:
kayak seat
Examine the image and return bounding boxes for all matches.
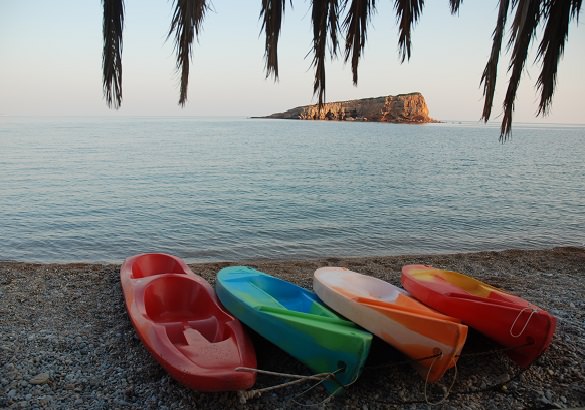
[144,276,215,323]
[249,276,330,315]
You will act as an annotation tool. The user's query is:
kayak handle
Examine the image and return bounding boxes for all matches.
[510,307,538,338]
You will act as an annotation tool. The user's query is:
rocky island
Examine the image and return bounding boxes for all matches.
[259,92,437,123]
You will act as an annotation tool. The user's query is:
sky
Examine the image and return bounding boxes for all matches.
[1,1,584,123]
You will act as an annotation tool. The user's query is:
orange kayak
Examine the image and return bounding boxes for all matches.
[120,253,256,391]
[401,265,556,368]
[313,267,467,382]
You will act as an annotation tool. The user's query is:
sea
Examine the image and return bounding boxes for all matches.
[1,116,583,263]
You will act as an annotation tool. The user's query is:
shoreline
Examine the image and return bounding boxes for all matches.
[1,246,584,409]
[2,243,581,266]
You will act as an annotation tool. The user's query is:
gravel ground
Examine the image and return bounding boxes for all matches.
[1,247,584,409]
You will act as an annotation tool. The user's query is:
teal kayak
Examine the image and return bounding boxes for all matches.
[215,266,372,394]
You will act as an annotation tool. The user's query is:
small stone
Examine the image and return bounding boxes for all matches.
[30,373,50,385]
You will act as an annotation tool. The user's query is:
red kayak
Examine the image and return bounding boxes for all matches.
[401,265,556,368]
[120,253,256,391]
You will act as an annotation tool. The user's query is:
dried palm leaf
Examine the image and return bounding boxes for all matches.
[501,0,541,140]
[536,0,581,116]
[311,0,340,106]
[102,0,124,109]
[168,0,210,106]
[394,0,424,63]
[480,0,511,122]
[98,0,580,138]
[344,0,376,84]
[449,0,463,14]
[261,0,290,80]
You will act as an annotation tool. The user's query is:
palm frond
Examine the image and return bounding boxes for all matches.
[102,0,124,109]
[571,0,583,19]
[449,0,463,14]
[394,0,424,63]
[260,0,289,80]
[168,0,210,106]
[501,0,541,140]
[344,0,376,84]
[311,0,340,106]
[480,0,510,122]
[536,0,581,116]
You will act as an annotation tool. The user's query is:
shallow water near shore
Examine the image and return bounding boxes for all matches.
[1,116,584,263]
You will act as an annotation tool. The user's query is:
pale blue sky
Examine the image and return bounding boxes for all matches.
[1,1,583,123]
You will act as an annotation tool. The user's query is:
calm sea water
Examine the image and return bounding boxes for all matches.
[1,116,583,263]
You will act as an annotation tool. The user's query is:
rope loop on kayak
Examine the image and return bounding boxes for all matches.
[235,366,343,404]
[423,352,458,406]
[510,307,538,338]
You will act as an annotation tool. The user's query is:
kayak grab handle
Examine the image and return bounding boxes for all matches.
[510,307,538,338]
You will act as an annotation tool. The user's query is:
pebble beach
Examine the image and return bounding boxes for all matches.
[1,247,584,409]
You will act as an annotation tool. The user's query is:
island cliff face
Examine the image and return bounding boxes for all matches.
[261,92,436,123]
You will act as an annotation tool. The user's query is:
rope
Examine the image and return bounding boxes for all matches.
[423,354,458,406]
[235,366,343,404]
[290,385,337,408]
[236,341,538,405]
[287,359,369,407]
[449,365,530,396]
[371,341,536,406]
[373,364,531,406]
[235,367,335,381]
